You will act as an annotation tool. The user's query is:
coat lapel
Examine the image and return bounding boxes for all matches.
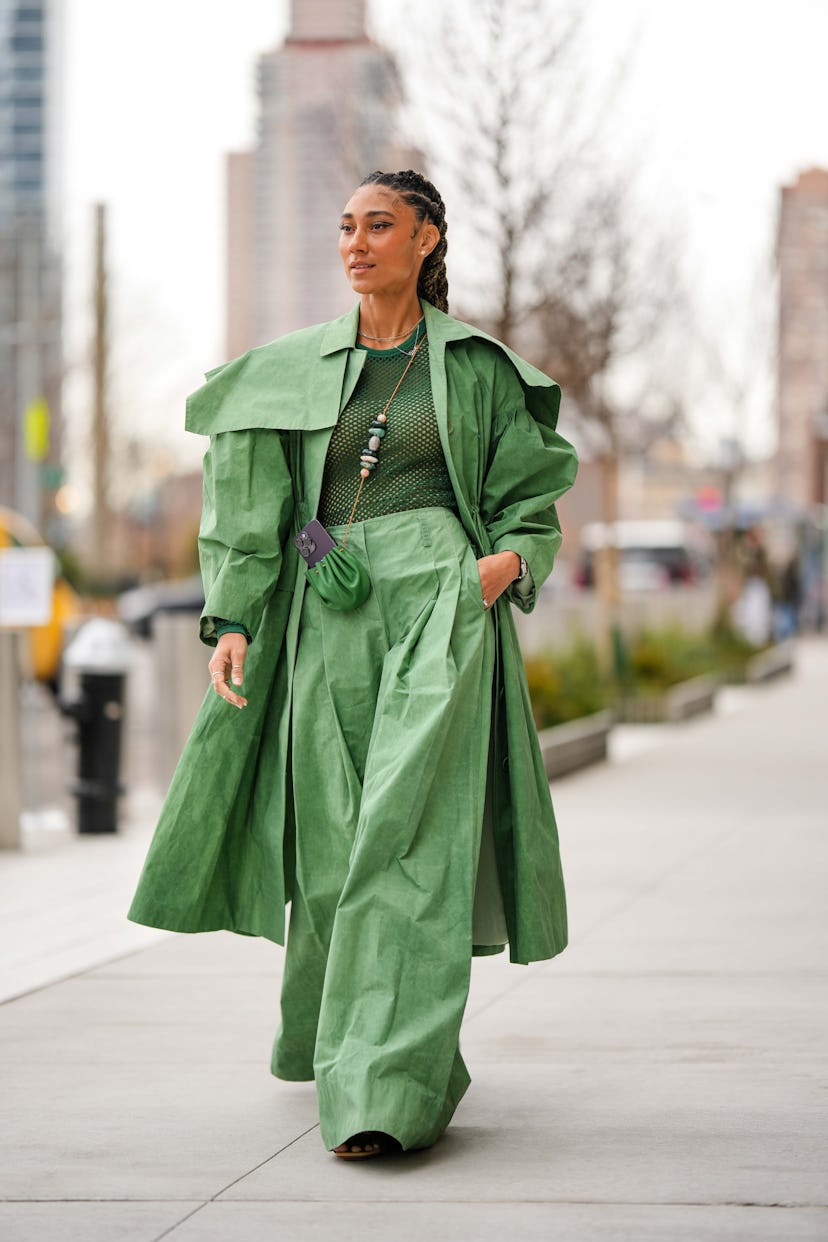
[301,305,366,519]
[422,302,476,538]
[422,302,493,555]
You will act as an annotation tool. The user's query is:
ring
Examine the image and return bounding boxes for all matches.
[210,671,224,681]
[482,598,489,609]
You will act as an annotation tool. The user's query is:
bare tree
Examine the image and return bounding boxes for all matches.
[685,250,778,624]
[385,0,691,659]
[391,0,688,450]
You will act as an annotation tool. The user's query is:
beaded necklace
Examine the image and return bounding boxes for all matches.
[341,333,428,547]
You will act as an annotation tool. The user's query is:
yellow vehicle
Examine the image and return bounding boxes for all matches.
[0,505,81,685]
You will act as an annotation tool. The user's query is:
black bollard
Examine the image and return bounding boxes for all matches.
[60,619,133,834]
[62,671,125,833]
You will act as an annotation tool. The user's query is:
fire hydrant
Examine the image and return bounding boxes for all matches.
[60,618,134,834]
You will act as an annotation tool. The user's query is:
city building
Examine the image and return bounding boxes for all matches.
[776,167,828,509]
[0,0,62,530]
[226,0,414,356]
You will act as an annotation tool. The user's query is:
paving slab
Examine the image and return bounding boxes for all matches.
[0,791,167,1003]
[0,1202,202,1242]
[221,1062,825,1207]
[161,1201,828,1242]
[462,971,827,1065]
[0,1056,318,1201]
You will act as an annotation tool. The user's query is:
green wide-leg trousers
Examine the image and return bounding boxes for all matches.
[270,507,496,1151]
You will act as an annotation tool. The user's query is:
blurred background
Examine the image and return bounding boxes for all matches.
[0,0,826,867]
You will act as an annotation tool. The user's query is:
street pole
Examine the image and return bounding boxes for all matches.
[14,216,43,528]
[0,631,22,849]
[91,202,111,576]
[594,451,623,677]
[715,437,742,627]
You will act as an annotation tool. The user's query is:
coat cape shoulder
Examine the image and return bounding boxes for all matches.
[185,303,561,437]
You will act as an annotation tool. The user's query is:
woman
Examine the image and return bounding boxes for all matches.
[129,170,577,1159]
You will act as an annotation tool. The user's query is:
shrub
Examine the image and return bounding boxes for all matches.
[624,626,716,693]
[709,617,767,680]
[524,637,612,729]
[524,621,775,726]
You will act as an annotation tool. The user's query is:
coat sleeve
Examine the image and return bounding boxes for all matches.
[197,429,294,646]
[479,358,578,614]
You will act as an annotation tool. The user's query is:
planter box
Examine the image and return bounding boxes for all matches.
[745,641,795,685]
[537,709,614,780]
[720,641,795,686]
[617,674,717,724]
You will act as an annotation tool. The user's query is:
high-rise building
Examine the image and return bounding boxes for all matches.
[0,0,62,526]
[776,167,828,508]
[226,0,415,356]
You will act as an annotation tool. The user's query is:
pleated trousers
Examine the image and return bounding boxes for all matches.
[270,506,495,1151]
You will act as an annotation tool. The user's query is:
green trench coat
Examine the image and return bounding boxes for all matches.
[127,300,578,965]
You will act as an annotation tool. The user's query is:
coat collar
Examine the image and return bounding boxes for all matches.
[318,300,557,398]
[319,304,360,356]
[318,300,481,358]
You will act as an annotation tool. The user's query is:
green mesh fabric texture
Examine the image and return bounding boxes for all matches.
[318,334,458,527]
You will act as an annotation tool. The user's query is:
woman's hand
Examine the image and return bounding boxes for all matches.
[208,633,249,709]
[476,550,521,610]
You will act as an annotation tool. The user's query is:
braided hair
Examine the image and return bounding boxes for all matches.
[358,170,449,313]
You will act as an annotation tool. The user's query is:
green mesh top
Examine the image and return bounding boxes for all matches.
[318,326,457,527]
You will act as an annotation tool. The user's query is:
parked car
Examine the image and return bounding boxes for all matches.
[117,574,205,639]
[574,520,706,590]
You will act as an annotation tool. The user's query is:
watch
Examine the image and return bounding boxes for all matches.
[515,554,528,582]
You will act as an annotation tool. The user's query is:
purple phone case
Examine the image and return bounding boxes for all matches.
[293,518,337,568]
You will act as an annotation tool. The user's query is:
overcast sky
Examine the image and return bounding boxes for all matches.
[60,0,828,492]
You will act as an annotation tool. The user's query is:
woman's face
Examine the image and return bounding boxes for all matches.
[339,184,436,299]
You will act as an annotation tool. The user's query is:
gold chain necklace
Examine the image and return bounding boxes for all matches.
[357,316,424,343]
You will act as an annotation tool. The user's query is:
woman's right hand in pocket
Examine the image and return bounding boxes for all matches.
[208,633,249,709]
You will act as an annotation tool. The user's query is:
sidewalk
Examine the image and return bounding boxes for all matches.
[1,641,826,1241]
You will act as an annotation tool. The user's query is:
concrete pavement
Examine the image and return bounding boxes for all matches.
[1,641,826,1241]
